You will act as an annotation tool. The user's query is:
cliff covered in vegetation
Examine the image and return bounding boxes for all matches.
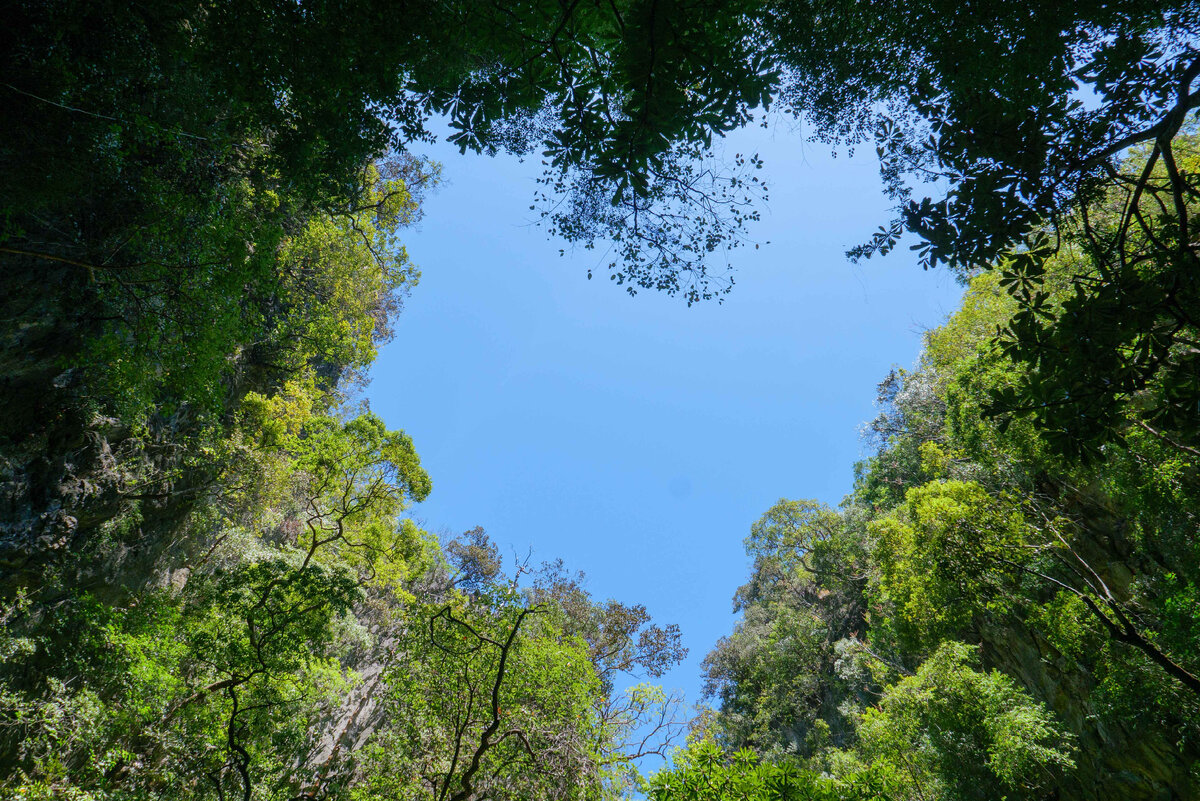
[678,246,1200,800]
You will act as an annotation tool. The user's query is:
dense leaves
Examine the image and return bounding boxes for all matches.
[690,249,1200,800]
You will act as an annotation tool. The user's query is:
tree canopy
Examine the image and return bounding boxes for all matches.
[6,0,1196,459]
[2,3,1199,800]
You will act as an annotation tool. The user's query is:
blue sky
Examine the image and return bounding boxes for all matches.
[369,121,963,724]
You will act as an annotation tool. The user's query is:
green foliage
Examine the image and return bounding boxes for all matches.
[527,559,688,691]
[987,138,1200,457]
[704,599,838,756]
[703,500,870,757]
[4,0,1198,461]
[647,740,856,801]
[354,542,689,801]
[869,481,1029,650]
[694,217,1200,798]
[361,596,606,801]
[857,642,1075,801]
[0,45,704,786]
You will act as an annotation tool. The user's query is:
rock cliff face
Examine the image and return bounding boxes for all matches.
[0,261,405,797]
[733,473,1199,800]
[1,260,215,600]
[1,263,92,568]
[981,621,1195,801]
[300,634,393,791]
[975,487,1198,801]
[1,408,211,589]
